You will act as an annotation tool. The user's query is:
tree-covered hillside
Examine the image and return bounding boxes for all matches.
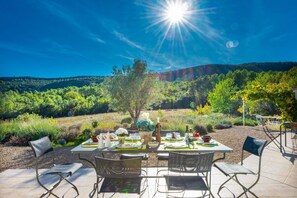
[159,62,297,81]
[0,76,106,92]
[1,63,296,121]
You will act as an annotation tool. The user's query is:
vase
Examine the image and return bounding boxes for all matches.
[139,131,153,145]
[118,136,126,145]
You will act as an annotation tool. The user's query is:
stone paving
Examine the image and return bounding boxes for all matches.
[0,133,296,198]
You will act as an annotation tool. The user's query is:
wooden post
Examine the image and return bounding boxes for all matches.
[157,122,161,143]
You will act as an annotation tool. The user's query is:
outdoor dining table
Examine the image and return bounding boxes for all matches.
[71,136,233,169]
[71,136,233,197]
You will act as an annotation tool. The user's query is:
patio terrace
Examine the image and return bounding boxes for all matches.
[0,134,296,198]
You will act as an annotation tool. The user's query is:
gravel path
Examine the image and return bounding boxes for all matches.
[0,126,271,172]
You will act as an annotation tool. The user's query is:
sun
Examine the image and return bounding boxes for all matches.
[141,0,218,59]
[164,1,189,24]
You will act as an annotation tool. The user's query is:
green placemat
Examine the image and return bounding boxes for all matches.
[81,142,98,148]
[112,147,145,151]
[196,142,218,147]
[162,138,184,142]
[124,139,141,143]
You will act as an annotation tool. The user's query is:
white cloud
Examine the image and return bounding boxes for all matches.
[113,31,145,50]
[118,54,134,61]
[95,37,106,44]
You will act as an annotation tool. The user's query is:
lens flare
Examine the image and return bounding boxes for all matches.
[139,0,219,63]
[164,2,189,24]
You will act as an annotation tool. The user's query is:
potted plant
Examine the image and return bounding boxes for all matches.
[115,127,129,144]
[136,112,156,145]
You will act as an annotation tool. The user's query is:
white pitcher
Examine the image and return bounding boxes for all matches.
[97,134,104,148]
[105,132,111,147]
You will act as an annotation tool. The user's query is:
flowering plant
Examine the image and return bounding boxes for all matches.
[115,128,129,137]
[136,112,156,131]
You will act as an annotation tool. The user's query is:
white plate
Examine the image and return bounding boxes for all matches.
[165,137,184,141]
[125,136,141,140]
[116,142,142,148]
[164,142,188,148]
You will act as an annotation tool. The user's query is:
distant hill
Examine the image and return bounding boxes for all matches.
[158,62,297,81]
[1,62,296,92]
[0,76,105,92]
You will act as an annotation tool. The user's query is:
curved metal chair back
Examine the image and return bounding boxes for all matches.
[95,157,142,178]
[94,156,146,196]
[168,152,214,173]
[159,152,214,197]
[29,136,53,158]
[243,136,267,157]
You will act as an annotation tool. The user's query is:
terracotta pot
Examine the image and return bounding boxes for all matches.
[139,131,153,145]
[91,136,98,142]
[202,135,212,143]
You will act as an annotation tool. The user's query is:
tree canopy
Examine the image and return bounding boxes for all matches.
[102,60,160,124]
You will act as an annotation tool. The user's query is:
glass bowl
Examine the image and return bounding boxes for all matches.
[148,141,159,148]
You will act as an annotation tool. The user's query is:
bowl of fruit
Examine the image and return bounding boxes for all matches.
[202,135,212,143]
[91,136,98,142]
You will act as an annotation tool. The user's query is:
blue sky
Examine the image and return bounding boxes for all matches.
[0,0,296,77]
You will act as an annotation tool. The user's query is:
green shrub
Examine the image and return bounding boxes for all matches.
[220,120,233,126]
[121,116,132,124]
[92,120,99,128]
[194,103,212,115]
[206,124,213,132]
[233,118,258,126]
[60,131,79,141]
[0,114,61,145]
[214,123,232,129]
[193,124,208,135]
[82,128,92,136]
[16,113,42,122]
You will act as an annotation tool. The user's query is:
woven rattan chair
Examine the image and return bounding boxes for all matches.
[94,156,147,197]
[214,136,267,198]
[29,136,82,198]
[157,152,214,197]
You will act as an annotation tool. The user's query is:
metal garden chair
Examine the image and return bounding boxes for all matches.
[94,156,148,197]
[29,136,82,198]
[157,152,214,198]
[156,130,181,167]
[214,136,267,198]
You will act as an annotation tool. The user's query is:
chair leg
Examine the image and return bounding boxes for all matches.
[235,175,259,198]
[64,177,80,196]
[217,175,235,196]
[38,176,63,198]
[220,174,260,198]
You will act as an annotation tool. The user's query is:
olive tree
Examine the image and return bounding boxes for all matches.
[102,59,161,124]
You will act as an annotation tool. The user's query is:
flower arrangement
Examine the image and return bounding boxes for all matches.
[136,112,156,131]
[115,127,129,137]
